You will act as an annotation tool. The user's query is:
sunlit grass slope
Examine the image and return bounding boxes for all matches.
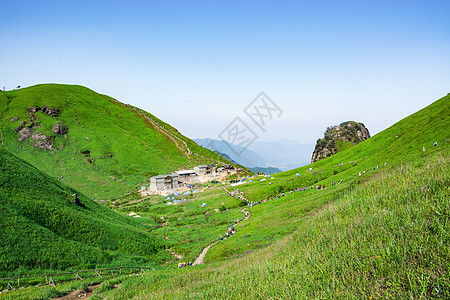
[88,94,449,299]
[0,148,167,278]
[0,84,232,199]
[205,94,449,260]
[93,150,449,299]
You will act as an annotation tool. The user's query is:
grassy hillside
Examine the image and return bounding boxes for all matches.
[1,94,448,299]
[90,150,449,299]
[0,84,233,199]
[82,94,449,299]
[0,148,167,278]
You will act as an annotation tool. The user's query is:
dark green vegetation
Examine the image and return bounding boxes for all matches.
[0,84,234,199]
[1,92,448,299]
[0,148,167,279]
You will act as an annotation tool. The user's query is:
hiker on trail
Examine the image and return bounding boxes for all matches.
[188,261,192,266]
[423,147,426,151]
[359,172,361,176]
[434,142,438,147]
[219,234,223,240]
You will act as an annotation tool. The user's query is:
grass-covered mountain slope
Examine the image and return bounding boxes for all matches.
[202,94,449,262]
[0,148,167,278]
[2,94,448,299]
[79,93,448,299]
[93,150,449,299]
[70,95,449,299]
[0,84,233,199]
[238,93,450,203]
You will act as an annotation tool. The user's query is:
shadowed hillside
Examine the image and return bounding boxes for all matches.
[0,148,167,278]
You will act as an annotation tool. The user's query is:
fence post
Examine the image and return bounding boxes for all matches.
[49,277,55,286]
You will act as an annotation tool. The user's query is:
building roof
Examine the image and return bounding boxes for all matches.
[152,174,179,180]
[175,170,197,175]
[195,164,216,168]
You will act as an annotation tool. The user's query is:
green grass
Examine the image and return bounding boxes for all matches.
[0,148,167,279]
[104,187,246,262]
[0,84,235,199]
[1,92,448,298]
[88,149,450,299]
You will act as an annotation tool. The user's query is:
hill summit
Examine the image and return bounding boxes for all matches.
[311,121,370,163]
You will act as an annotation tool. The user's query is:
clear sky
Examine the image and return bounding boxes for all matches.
[1,0,449,144]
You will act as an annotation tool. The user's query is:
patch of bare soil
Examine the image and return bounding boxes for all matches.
[53,283,101,300]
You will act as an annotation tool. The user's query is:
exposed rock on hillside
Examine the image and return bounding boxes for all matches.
[52,123,68,135]
[14,106,66,150]
[311,121,370,163]
[42,104,60,117]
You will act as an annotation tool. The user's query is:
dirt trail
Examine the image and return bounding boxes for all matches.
[53,283,101,300]
[192,208,250,266]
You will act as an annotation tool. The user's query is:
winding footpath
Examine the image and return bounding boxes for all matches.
[192,207,250,266]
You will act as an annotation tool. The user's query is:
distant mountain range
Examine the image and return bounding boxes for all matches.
[194,138,314,173]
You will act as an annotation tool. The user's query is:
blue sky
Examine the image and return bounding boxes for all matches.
[1,0,449,143]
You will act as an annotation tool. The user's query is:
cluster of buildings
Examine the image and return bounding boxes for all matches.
[147,164,232,194]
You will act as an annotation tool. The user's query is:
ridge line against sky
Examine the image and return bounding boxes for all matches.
[1,0,449,143]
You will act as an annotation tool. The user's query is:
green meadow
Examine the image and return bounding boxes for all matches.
[0,88,448,299]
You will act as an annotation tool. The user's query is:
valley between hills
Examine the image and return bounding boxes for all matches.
[0,84,448,299]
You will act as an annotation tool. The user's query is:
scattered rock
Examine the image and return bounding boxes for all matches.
[26,107,39,113]
[15,121,26,133]
[52,123,68,135]
[31,132,47,141]
[42,104,60,117]
[17,127,32,142]
[9,116,20,122]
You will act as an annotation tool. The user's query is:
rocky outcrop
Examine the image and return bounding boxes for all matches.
[52,123,68,135]
[18,127,32,142]
[311,121,370,163]
[42,104,60,117]
[14,106,66,150]
[31,132,55,150]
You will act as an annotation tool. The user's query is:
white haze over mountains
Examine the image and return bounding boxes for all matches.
[194,138,314,172]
